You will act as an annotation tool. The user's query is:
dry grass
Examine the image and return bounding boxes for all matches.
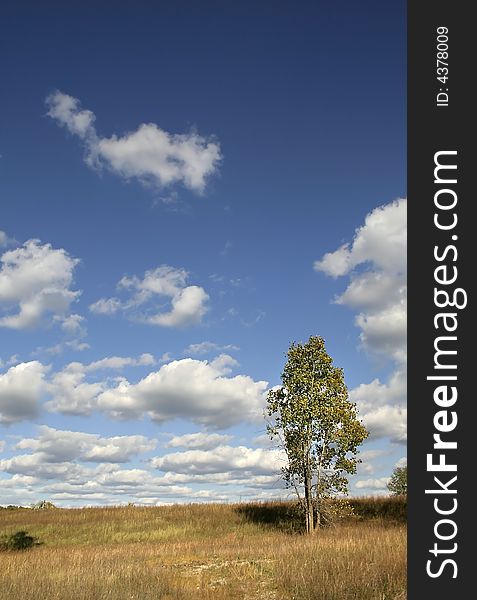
[0,499,406,600]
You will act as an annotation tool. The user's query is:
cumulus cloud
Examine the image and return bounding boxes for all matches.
[42,354,266,428]
[355,477,390,491]
[349,364,407,445]
[88,297,122,315]
[45,354,158,415]
[0,239,81,329]
[183,341,239,356]
[46,91,221,194]
[0,361,47,424]
[0,429,285,506]
[315,199,407,444]
[90,265,209,328]
[84,353,156,371]
[314,199,406,278]
[350,368,406,409]
[46,366,104,415]
[315,198,406,362]
[152,444,283,476]
[357,449,389,475]
[58,313,86,336]
[46,92,96,140]
[0,426,160,500]
[13,426,156,464]
[0,453,86,480]
[148,286,209,327]
[166,432,233,450]
[96,356,268,427]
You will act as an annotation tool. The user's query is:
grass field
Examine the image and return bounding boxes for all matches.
[0,498,406,600]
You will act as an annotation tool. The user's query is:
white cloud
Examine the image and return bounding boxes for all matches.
[315,198,406,362]
[45,92,96,139]
[46,91,221,194]
[66,339,91,352]
[45,354,158,415]
[360,405,406,444]
[0,361,47,424]
[350,369,406,444]
[89,297,122,315]
[119,265,188,298]
[96,356,268,427]
[351,368,406,409]
[355,304,406,363]
[33,339,90,357]
[357,449,389,475]
[42,353,253,422]
[90,265,209,328]
[0,454,84,480]
[59,313,86,336]
[314,244,352,278]
[148,286,209,327]
[336,271,406,312]
[85,353,156,371]
[14,426,156,463]
[152,444,283,476]
[166,432,233,450]
[314,199,406,278]
[315,199,407,444]
[46,366,104,415]
[184,341,239,356]
[0,239,80,329]
[157,470,281,489]
[0,354,19,369]
[0,427,287,506]
[355,477,390,491]
[208,354,239,374]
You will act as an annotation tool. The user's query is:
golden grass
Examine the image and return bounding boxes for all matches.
[0,500,406,600]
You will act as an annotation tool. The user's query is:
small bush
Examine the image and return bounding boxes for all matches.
[349,495,407,522]
[0,530,39,551]
[31,500,57,510]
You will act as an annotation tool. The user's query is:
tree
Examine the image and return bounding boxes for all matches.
[387,465,407,496]
[266,336,368,533]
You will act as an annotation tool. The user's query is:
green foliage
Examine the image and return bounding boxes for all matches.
[0,530,39,551]
[387,465,407,496]
[31,500,57,510]
[266,336,368,530]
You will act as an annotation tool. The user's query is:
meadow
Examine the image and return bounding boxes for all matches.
[0,497,406,600]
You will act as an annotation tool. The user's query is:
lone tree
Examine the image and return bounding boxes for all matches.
[387,465,407,496]
[266,336,368,533]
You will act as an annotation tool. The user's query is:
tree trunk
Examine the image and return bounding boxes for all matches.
[304,468,314,534]
[314,506,321,529]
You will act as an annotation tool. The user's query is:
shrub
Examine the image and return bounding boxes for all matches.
[348,496,407,522]
[0,530,39,551]
[31,500,57,510]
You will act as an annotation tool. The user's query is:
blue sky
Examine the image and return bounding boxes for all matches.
[0,1,406,506]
